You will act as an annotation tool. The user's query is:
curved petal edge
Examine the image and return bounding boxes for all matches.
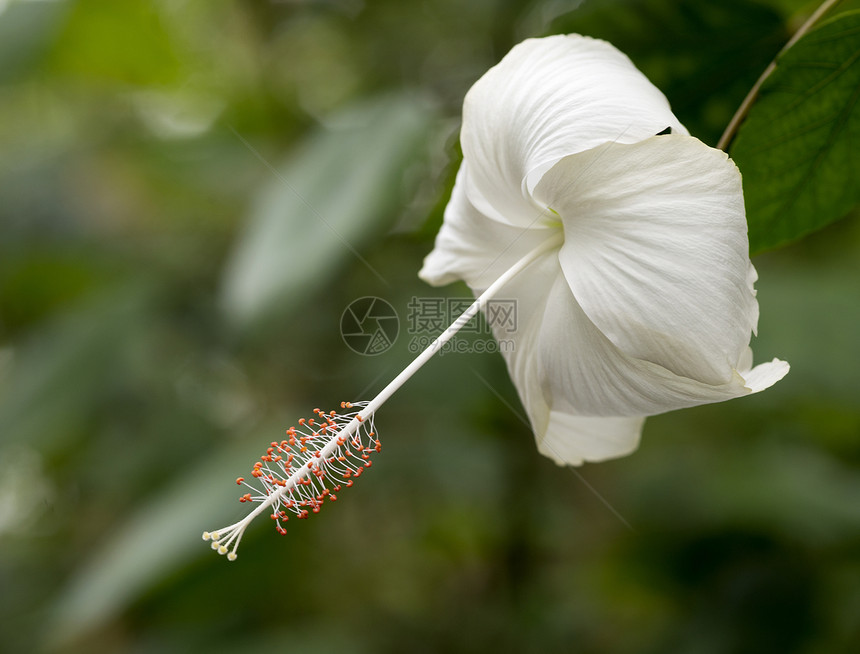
[741,359,790,393]
[538,413,646,466]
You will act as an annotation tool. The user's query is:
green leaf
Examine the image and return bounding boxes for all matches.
[220,93,435,333]
[730,10,860,253]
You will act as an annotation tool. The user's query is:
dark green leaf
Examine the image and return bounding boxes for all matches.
[731,10,860,252]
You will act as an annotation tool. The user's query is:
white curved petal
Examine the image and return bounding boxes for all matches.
[493,263,788,465]
[419,165,557,291]
[535,135,758,386]
[538,413,645,466]
[461,34,687,228]
[479,253,561,441]
[534,275,788,418]
[491,265,686,465]
[740,358,790,392]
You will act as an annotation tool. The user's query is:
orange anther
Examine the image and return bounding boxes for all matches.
[236,477,244,485]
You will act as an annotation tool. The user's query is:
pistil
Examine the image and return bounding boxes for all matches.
[203,232,562,560]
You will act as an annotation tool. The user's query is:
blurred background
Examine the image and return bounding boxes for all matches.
[1,0,858,652]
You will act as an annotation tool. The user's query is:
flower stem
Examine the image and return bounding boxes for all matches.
[717,0,844,151]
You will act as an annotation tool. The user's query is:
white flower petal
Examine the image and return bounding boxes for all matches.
[495,266,787,465]
[491,266,672,463]
[419,165,557,291]
[461,34,687,229]
[534,274,787,418]
[740,358,790,392]
[538,413,645,466]
[535,135,758,386]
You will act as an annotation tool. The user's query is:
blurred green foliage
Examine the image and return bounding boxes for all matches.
[0,1,858,653]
